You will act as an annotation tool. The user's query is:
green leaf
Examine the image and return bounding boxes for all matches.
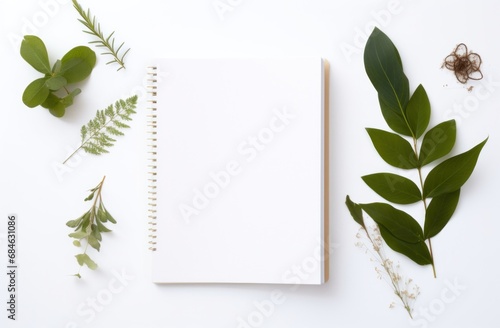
[345,195,365,228]
[96,219,112,232]
[63,95,137,164]
[61,88,81,107]
[40,93,67,117]
[423,138,487,198]
[52,60,62,74]
[48,103,66,118]
[97,204,107,222]
[22,78,50,108]
[45,75,67,91]
[81,213,91,232]
[419,120,456,166]
[424,189,460,239]
[66,216,83,228]
[84,190,95,201]
[75,211,91,230]
[379,225,433,265]
[91,224,102,241]
[405,84,430,139]
[87,235,100,251]
[69,231,88,239]
[362,173,421,204]
[364,28,410,136]
[73,240,81,247]
[366,128,417,169]
[360,202,424,243]
[75,253,98,270]
[41,92,61,108]
[104,208,117,224]
[20,35,51,74]
[60,46,96,83]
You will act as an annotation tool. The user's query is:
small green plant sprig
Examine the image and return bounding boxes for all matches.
[66,175,116,278]
[72,0,130,71]
[63,95,137,164]
[20,35,96,117]
[346,28,487,278]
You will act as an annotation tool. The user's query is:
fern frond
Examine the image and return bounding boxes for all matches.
[62,95,138,164]
[72,0,130,71]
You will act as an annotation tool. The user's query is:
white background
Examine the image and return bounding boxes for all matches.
[1,0,499,327]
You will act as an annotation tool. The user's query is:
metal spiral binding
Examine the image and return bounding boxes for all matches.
[147,66,158,251]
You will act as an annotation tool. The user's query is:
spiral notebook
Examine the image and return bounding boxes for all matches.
[147,58,329,284]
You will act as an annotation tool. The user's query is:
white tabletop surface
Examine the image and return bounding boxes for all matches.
[1,0,499,327]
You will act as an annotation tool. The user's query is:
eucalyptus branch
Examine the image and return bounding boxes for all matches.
[66,175,117,278]
[62,95,137,164]
[72,0,130,71]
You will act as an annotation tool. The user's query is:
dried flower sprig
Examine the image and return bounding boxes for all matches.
[347,196,420,318]
[443,43,483,84]
[356,225,420,319]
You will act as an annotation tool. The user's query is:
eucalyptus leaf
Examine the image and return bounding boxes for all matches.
[405,84,430,139]
[423,138,487,198]
[424,189,460,239]
[81,214,91,232]
[45,75,67,91]
[360,202,424,243]
[52,59,62,74]
[87,235,100,251]
[20,35,51,74]
[379,225,433,265]
[419,120,456,166]
[61,89,81,107]
[22,78,50,108]
[49,103,66,117]
[69,231,88,239]
[362,173,421,204]
[75,253,98,270]
[40,92,67,117]
[97,204,107,222]
[345,195,365,228]
[364,27,410,136]
[96,219,112,232]
[73,240,81,247]
[84,190,95,201]
[105,210,117,224]
[366,128,418,169]
[91,224,102,241]
[60,46,96,83]
[75,211,91,230]
[66,217,83,228]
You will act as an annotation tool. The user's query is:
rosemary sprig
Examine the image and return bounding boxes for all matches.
[72,0,130,71]
[67,175,116,278]
[62,95,137,164]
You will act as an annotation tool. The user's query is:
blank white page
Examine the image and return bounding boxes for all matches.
[151,58,326,284]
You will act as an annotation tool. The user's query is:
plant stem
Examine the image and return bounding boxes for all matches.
[428,238,436,278]
[413,137,437,278]
[77,176,105,277]
[62,146,83,165]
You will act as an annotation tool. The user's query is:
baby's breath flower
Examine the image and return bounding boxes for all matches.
[356,224,419,319]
